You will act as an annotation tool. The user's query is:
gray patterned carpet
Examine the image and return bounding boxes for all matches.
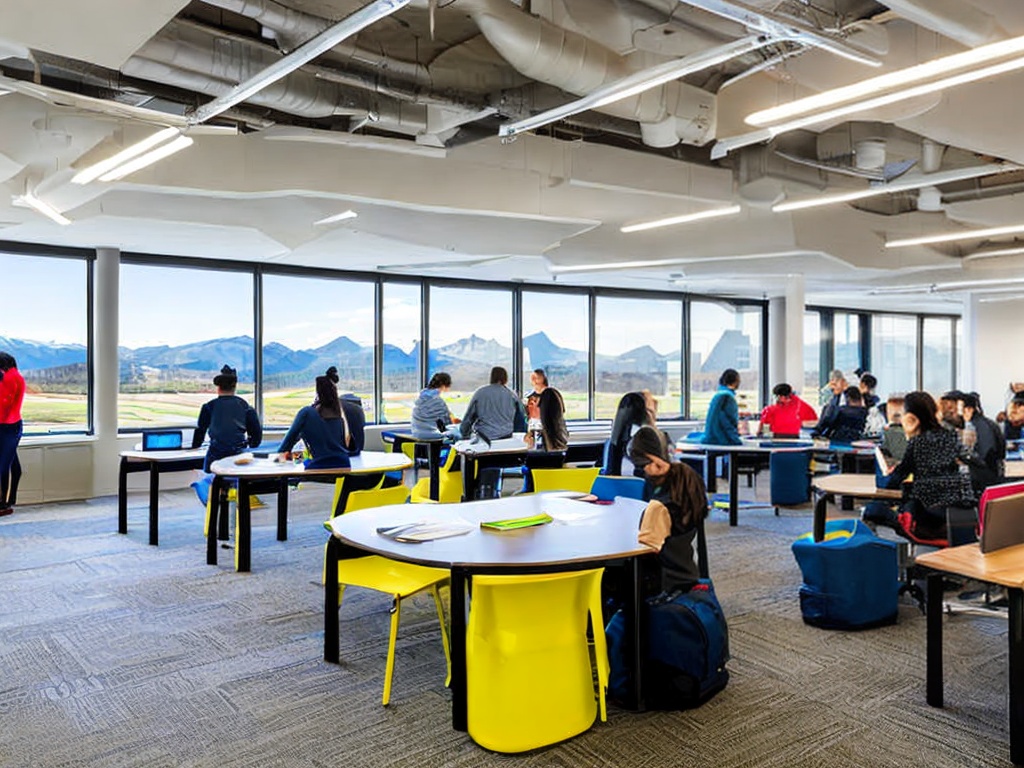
[0,478,1015,767]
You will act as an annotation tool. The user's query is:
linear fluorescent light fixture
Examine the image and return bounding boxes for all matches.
[621,205,741,233]
[499,35,769,140]
[548,256,695,274]
[189,0,411,125]
[963,245,1024,262]
[773,163,1020,213]
[869,277,1024,294]
[886,222,1024,249]
[314,209,358,226]
[72,127,181,184]
[747,32,1024,127]
[15,192,71,226]
[97,135,194,181]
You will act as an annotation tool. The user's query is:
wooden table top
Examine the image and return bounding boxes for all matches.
[326,493,651,570]
[209,451,412,478]
[917,542,1024,588]
[812,472,902,499]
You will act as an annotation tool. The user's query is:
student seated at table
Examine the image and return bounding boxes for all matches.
[880,394,908,464]
[1000,392,1024,443]
[604,391,657,476]
[411,372,459,438]
[811,369,847,437]
[191,364,263,472]
[280,374,352,470]
[938,390,965,431]
[959,392,1005,494]
[813,386,867,444]
[757,383,816,438]
[700,369,742,446]
[872,391,977,538]
[320,366,365,455]
[524,386,569,451]
[629,426,708,592]
[459,366,527,443]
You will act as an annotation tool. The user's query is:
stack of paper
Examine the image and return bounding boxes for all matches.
[375,522,473,543]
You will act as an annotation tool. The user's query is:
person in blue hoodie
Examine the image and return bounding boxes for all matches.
[411,372,457,438]
[700,369,741,446]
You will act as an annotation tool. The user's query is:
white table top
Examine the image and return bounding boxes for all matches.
[326,493,651,570]
[209,450,412,478]
[813,472,902,499]
[120,447,207,462]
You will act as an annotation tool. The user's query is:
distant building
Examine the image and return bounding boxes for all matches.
[700,329,751,374]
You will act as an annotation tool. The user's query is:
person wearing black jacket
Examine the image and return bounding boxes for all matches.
[960,392,1005,493]
[191,364,262,471]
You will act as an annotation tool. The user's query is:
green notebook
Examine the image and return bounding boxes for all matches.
[480,512,553,531]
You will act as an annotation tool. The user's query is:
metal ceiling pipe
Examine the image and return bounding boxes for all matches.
[880,0,1004,48]
[458,0,718,146]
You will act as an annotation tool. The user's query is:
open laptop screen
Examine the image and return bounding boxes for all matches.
[980,491,1024,554]
[141,429,184,451]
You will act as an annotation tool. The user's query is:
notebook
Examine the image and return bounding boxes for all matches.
[141,429,184,451]
[979,491,1024,553]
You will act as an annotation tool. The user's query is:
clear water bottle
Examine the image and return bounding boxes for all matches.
[962,420,977,450]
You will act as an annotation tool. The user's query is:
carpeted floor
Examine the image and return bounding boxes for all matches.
[0,478,1015,767]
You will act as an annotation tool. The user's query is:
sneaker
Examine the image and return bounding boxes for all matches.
[0,505,12,517]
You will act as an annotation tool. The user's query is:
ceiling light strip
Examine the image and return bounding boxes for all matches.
[963,245,1024,261]
[747,32,1024,127]
[772,163,1019,213]
[189,0,411,125]
[621,205,741,233]
[98,135,194,181]
[16,192,71,226]
[498,35,769,140]
[887,223,1024,249]
[72,127,181,185]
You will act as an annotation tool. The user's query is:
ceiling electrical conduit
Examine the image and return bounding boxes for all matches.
[880,0,1004,48]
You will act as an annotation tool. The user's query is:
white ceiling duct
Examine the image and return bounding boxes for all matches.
[458,0,717,146]
[881,0,1005,47]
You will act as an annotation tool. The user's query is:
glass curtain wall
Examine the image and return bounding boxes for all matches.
[118,264,254,428]
[689,300,761,418]
[521,291,590,420]
[870,314,918,396]
[428,285,513,418]
[922,317,954,397]
[1,251,89,433]
[381,282,422,423]
[803,311,821,404]
[262,274,375,426]
[594,296,683,419]
[833,311,861,381]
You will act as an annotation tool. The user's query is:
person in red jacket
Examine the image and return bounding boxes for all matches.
[0,352,26,515]
[757,383,817,438]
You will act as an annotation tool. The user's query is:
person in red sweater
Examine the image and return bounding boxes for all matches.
[0,352,25,515]
[757,383,817,438]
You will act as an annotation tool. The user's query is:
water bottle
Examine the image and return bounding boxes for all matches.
[962,420,977,451]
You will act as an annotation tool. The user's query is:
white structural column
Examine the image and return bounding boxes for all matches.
[767,275,806,390]
[960,292,980,395]
[92,248,120,496]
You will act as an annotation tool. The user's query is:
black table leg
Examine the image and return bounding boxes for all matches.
[277,478,288,541]
[237,479,251,572]
[450,566,468,731]
[813,488,827,543]
[625,555,647,712]
[926,572,943,708]
[324,535,341,663]
[428,441,442,501]
[218,488,230,540]
[461,455,477,502]
[207,476,223,566]
[117,457,129,534]
[728,453,739,527]
[1010,587,1024,765]
[704,451,717,494]
[148,462,160,546]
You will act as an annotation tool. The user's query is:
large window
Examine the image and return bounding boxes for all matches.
[689,300,761,418]
[522,291,590,420]
[119,264,254,428]
[2,252,89,433]
[922,317,954,396]
[833,312,861,380]
[595,296,682,419]
[871,314,918,396]
[262,274,375,427]
[428,285,513,418]
[381,282,421,423]
[803,311,821,404]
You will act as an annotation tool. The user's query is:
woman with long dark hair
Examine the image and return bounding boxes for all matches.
[280,373,351,470]
[0,352,25,515]
[525,386,569,451]
[879,390,976,539]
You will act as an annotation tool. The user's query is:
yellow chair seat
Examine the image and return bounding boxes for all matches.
[339,556,448,596]
[466,568,607,752]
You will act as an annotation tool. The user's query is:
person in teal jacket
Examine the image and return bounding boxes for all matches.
[700,369,741,445]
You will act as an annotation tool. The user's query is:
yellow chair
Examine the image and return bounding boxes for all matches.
[410,446,462,504]
[466,568,608,752]
[325,481,451,706]
[529,466,602,494]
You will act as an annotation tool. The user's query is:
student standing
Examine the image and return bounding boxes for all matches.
[0,352,25,515]
[191,364,263,471]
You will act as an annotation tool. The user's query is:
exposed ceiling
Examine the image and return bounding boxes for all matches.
[3,0,1024,310]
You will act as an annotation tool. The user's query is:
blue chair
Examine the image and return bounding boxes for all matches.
[792,519,899,630]
[769,450,812,506]
[590,475,645,501]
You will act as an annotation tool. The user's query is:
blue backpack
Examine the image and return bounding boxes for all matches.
[606,579,730,710]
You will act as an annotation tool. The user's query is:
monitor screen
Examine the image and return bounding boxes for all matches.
[141,430,184,451]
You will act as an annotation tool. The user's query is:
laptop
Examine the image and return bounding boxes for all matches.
[979,491,1024,553]
[141,429,184,451]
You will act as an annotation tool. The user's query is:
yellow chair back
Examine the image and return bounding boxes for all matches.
[411,445,462,504]
[530,466,601,494]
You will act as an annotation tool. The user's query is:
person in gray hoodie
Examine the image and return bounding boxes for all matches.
[411,372,457,438]
[460,366,527,442]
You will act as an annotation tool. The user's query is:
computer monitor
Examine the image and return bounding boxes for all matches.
[141,429,184,451]
[980,491,1024,553]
